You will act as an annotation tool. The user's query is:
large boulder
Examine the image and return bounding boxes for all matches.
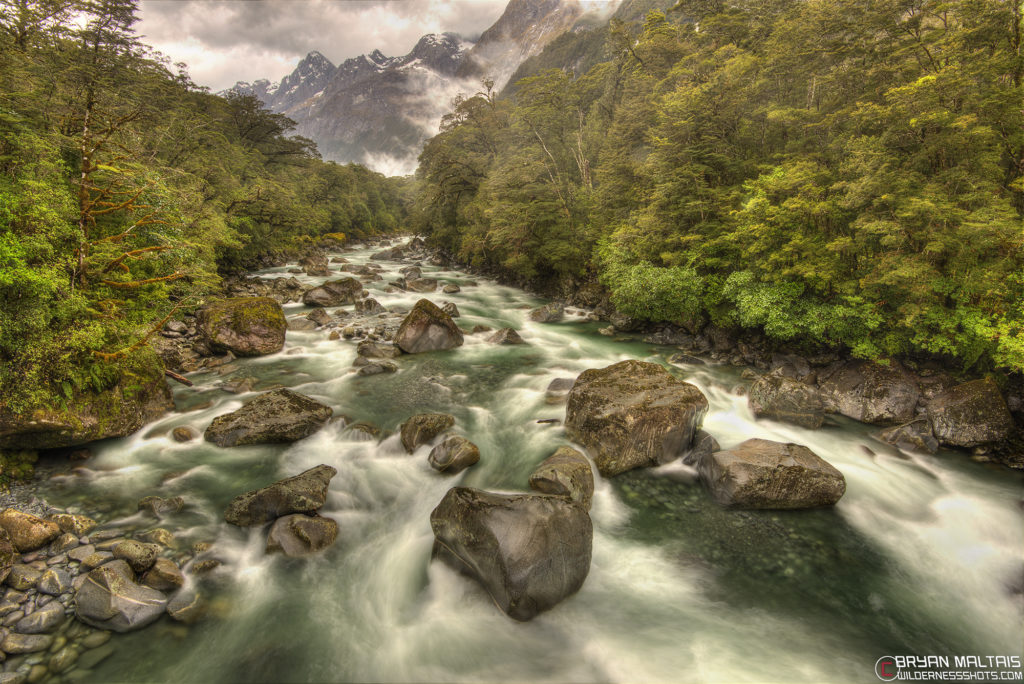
[748,374,825,429]
[370,246,403,261]
[74,565,167,633]
[697,438,846,509]
[564,360,709,476]
[400,413,455,453]
[817,360,920,425]
[204,389,332,447]
[0,348,173,450]
[224,464,337,526]
[428,436,480,474]
[265,514,339,557]
[430,488,592,621]
[394,299,464,354]
[927,378,1014,447]
[197,297,286,357]
[528,447,594,511]
[0,510,60,552]
[298,254,329,276]
[301,278,362,307]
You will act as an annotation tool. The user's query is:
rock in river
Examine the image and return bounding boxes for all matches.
[817,360,919,425]
[224,464,337,526]
[400,413,455,453]
[394,299,464,354]
[528,302,564,323]
[428,436,480,474]
[488,328,526,345]
[430,487,592,621]
[697,438,846,509]
[266,514,339,557]
[528,447,594,510]
[196,296,287,357]
[0,510,60,553]
[302,278,363,307]
[74,565,167,633]
[927,378,1014,447]
[565,360,709,477]
[204,389,332,447]
[748,374,825,429]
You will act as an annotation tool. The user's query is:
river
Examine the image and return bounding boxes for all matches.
[42,243,1024,683]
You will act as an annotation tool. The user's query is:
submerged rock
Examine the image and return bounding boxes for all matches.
[528,447,594,511]
[400,413,455,453]
[748,374,825,429]
[301,278,362,307]
[74,565,167,633]
[817,360,919,425]
[224,464,337,526]
[394,299,464,354]
[266,514,339,557]
[697,438,846,509]
[430,487,592,621]
[428,436,480,474]
[927,378,1014,447]
[204,389,332,447]
[197,297,286,357]
[565,360,709,476]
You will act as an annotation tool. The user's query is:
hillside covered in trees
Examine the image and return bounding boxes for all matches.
[413,0,1024,372]
[0,0,406,411]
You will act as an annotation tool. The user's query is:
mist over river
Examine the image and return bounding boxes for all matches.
[42,244,1024,683]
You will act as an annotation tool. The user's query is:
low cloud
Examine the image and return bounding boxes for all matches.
[138,0,508,90]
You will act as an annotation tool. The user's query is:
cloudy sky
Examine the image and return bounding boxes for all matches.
[137,0,509,91]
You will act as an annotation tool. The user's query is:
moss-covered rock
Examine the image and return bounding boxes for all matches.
[204,389,332,447]
[196,296,286,357]
[927,378,1015,447]
[0,348,173,450]
[394,299,463,354]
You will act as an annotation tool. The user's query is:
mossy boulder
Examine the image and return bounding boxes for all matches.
[204,389,332,447]
[301,278,362,307]
[394,299,463,354]
[927,378,1015,447]
[565,360,709,477]
[817,360,920,425]
[0,348,172,450]
[196,297,286,357]
[748,374,825,429]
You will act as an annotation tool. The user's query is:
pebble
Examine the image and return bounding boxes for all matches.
[0,632,53,654]
[79,631,110,649]
[79,553,112,570]
[94,538,126,552]
[35,569,69,596]
[5,567,41,592]
[13,603,63,635]
[43,556,64,567]
[2,590,26,604]
[0,602,19,617]
[0,671,26,684]
[3,611,24,627]
[75,644,113,671]
[25,665,46,684]
[66,546,94,563]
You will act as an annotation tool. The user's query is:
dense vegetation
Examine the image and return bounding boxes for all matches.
[0,0,405,409]
[413,0,1024,371]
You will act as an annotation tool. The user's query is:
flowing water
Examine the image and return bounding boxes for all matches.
[42,244,1023,683]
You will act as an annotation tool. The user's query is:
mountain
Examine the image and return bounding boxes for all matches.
[225,0,607,175]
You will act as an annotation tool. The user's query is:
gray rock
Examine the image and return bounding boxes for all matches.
[357,361,398,376]
[301,278,362,307]
[305,307,333,327]
[697,438,846,509]
[528,447,594,511]
[355,297,384,315]
[66,546,95,563]
[442,284,461,294]
[265,515,339,557]
[431,487,592,622]
[13,602,63,634]
[406,277,438,293]
[488,328,526,345]
[680,429,720,466]
[528,303,564,323]
[356,341,402,359]
[49,645,79,673]
[204,389,332,447]
[394,299,464,354]
[224,464,337,526]
[141,558,184,592]
[441,302,460,318]
[171,426,198,442]
[79,552,112,570]
[927,378,1014,447]
[298,253,329,276]
[35,569,69,596]
[565,360,709,476]
[667,353,704,366]
[74,566,167,633]
[5,566,41,592]
[748,374,825,429]
[166,589,204,624]
[879,419,939,454]
[112,541,160,573]
[817,360,920,425]
[287,318,317,331]
[428,436,480,474]
[400,414,455,454]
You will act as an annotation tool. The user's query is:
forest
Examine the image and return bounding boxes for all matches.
[0,0,407,411]
[413,0,1024,372]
